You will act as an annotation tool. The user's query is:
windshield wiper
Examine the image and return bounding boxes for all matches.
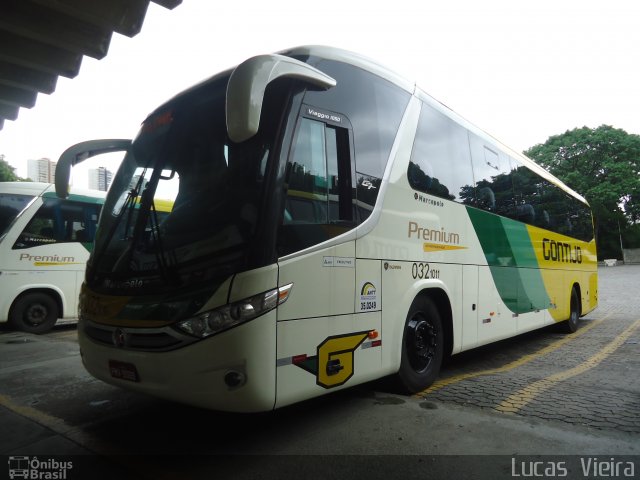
[111,162,182,286]
[89,172,147,282]
[148,199,180,285]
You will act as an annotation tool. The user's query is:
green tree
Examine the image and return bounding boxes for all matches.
[0,154,20,182]
[524,125,640,259]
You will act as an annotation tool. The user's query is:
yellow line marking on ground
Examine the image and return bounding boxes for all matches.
[0,392,122,455]
[0,392,151,476]
[416,315,609,398]
[496,318,640,414]
[0,393,70,433]
[0,389,241,480]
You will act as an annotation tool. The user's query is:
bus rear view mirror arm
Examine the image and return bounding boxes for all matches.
[226,54,336,143]
[55,139,131,198]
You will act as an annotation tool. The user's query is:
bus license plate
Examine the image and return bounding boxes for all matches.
[109,360,140,382]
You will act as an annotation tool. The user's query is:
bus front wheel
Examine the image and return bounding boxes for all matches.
[396,296,444,393]
[9,293,59,334]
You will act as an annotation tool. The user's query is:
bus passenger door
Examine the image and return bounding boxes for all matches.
[275,110,378,407]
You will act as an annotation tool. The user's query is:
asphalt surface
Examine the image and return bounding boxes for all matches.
[418,263,640,433]
[1,265,639,480]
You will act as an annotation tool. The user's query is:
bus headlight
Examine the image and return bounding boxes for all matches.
[176,283,292,338]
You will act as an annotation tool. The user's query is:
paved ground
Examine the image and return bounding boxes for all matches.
[1,265,639,480]
[421,266,640,433]
[417,264,640,434]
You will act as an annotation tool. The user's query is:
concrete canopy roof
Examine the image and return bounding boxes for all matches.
[0,0,182,130]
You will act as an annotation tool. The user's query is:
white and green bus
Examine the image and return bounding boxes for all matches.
[0,182,105,333]
[55,46,597,412]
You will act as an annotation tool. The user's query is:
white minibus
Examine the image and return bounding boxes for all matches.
[0,182,104,333]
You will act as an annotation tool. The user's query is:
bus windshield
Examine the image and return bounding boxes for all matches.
[90,74,275,294]
[0,193,35,237]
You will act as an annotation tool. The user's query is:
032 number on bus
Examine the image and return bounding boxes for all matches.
[411,262,440,280]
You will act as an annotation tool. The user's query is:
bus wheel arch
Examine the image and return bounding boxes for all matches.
[9,289,62,334]
[396,288,452,394]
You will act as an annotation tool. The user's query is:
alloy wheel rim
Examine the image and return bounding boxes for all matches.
[406,313,437,373]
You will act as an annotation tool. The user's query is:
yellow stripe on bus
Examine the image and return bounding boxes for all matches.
[34,262,83,266]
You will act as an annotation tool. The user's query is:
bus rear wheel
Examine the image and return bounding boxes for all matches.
[9,293,59,334]
[560,287,580,334]
[396,296,444,393]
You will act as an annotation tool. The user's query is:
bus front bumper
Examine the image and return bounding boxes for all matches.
[78,311,277,412]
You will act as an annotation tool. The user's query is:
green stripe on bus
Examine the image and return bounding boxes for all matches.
[42,191,105,204]
[466,207,550,314]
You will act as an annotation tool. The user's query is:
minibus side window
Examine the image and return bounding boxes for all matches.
[13,198,101,249]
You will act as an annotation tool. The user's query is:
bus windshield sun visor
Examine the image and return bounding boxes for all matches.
[226,54,336,143]
[55,139,132,199]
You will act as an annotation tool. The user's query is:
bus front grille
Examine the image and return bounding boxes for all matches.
[83,321,197,352]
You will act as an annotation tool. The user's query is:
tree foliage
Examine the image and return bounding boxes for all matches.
[524,125,640,258]
[0,154,20,182]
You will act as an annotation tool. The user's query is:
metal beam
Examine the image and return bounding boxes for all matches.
[0,102,20,121]
[0,1,113,60]
[0,0,183,130]
[0,30,83,78]
[0,85,38,109]
[0,61,57,94]
[31,0,152,37]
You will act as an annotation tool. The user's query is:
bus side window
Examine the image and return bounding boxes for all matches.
[468,137,515,217]
[75,203,101,243]
[408,102,474,203]
[285,117,329,224]
[13,201,57,249]
[278,115,354,256]
[513,161,546,228]
[302,60,411,221]
[504,159,593,242]
[13,198,101,249]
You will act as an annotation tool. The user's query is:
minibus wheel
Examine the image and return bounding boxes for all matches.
[397,295,444,393]
[9,293,59,334]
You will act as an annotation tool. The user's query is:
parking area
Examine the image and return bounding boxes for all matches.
[418,264,640,433]
[1,265,638,479]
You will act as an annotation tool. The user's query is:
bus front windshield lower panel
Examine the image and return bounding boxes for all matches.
[89,77,273,295]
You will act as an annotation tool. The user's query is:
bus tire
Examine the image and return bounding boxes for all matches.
[396,296,444,393]
[9,293,59,334]
[560,287,580,334]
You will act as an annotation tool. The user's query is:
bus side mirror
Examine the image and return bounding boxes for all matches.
[55,139,131,198]
[226,54,336,143]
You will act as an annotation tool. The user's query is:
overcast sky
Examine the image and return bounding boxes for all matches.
[0,0,638,182]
